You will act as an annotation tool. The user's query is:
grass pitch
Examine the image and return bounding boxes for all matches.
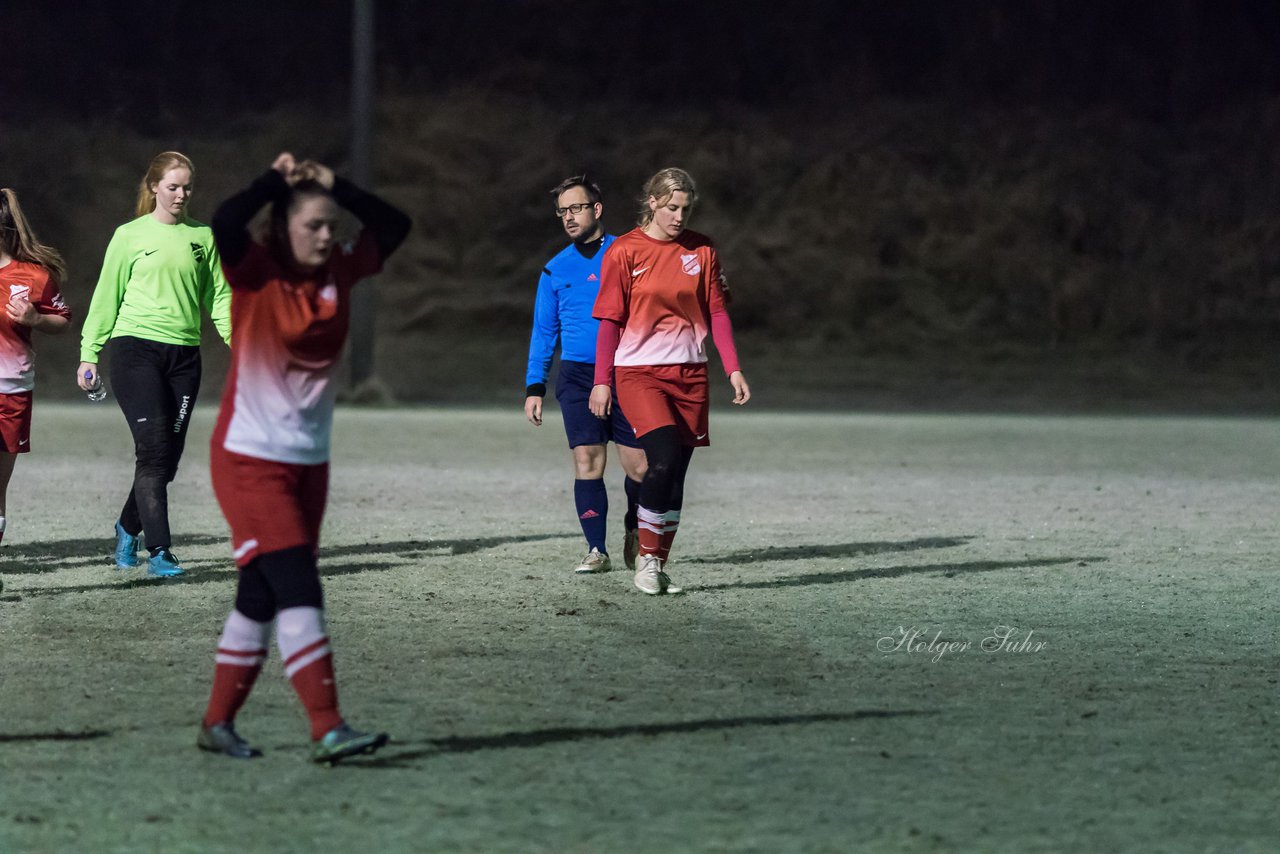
[1,404,1278,852]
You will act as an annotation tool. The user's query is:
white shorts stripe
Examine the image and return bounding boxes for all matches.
[233,538,260,560]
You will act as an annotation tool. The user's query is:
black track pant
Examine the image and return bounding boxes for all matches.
[109,336,202,550]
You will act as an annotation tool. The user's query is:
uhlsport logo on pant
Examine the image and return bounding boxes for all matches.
[174,395,190,433]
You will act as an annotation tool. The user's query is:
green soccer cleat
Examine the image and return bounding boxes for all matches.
[311,723,389,766]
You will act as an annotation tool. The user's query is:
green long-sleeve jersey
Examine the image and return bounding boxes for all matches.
[79,214,232,362]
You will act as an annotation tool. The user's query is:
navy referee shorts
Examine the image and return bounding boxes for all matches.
[555,360,640,449]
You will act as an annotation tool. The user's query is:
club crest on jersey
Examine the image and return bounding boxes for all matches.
[190,242,206,264]
[680,253,701,276]
[319,282,338,304]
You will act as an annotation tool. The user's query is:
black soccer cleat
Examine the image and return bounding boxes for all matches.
[197,722,263,759]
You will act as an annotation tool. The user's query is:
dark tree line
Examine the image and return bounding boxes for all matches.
[7,0,1280,125]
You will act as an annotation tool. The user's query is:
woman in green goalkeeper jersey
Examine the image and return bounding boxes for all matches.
[77,151,231,578]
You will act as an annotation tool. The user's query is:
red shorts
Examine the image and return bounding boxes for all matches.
[0,392,33,454]
[615,364,710,446]
[210,443,329,567]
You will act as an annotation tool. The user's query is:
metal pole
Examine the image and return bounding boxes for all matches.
[349,0,376,388]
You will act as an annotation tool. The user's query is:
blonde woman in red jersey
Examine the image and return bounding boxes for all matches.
[589,168,750,595]
[0,189,72,547]
[198,153,410,763]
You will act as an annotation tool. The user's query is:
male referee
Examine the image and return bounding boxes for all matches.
[524,175,646,574]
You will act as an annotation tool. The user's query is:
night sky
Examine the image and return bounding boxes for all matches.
[8,1,1280,123]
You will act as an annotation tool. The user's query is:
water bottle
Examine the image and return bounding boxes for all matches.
[85,370,107,402]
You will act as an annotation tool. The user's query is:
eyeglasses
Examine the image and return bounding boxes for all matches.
[554,203,594,217]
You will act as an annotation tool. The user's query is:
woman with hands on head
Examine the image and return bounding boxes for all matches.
[197,151,411,764]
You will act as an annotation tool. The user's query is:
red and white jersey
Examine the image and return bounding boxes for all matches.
[593,228,728,367]
[0,259,71,393]
[213,232,382,465]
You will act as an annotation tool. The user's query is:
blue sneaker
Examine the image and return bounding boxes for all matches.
[114,521,140,569]
[147,548,185,578]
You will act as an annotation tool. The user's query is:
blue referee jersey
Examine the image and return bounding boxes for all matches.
[525,234,616,390]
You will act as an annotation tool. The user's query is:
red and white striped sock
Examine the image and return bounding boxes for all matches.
[636,505,665,559]
[657,510,681,563]
[277,606,343,740]
[202,609,270,727]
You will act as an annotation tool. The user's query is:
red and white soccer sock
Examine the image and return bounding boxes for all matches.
[636,506,665,559]
[203,609,270,727]
[657,510,681,564]
[277,606,343,740]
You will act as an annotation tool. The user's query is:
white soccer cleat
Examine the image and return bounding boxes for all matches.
[634,554,682,595]
[574,547,612,574]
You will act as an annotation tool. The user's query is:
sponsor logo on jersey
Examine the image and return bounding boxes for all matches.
[695,432,708,440]
[631,266,650,277]
[50,292,68,310]
[190,243,206,264]
[681,254,701,276]
[587,273,598,281]
[144,249,159,256]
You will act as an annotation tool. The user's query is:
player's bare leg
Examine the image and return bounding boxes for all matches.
[0,450,14,543]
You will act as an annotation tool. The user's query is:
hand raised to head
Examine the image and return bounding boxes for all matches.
[271,152,297,177]
[293,160,335,191]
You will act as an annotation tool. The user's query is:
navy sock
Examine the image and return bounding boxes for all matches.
[623,477,641,531]
[574,478,608,553]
